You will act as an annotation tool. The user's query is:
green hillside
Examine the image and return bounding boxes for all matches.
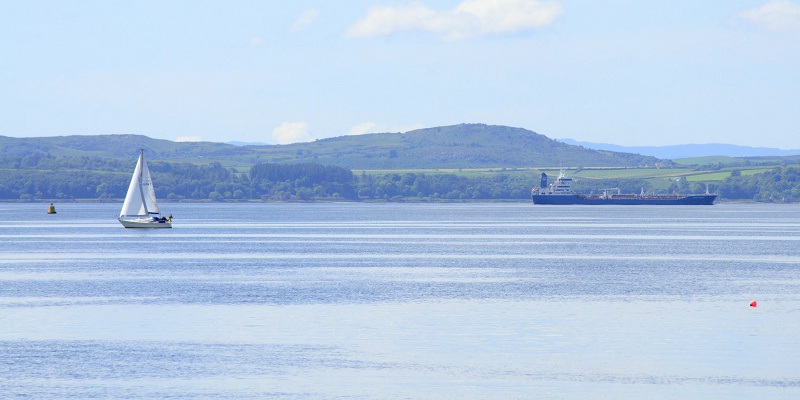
[0,134,257,170]
[245,124,663,169]
[2,124,800,202]
[0,124,663,170]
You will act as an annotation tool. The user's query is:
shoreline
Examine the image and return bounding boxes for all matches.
[0,198,762,205]
[0,198,534,204]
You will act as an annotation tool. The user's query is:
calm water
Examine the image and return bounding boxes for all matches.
[1,202,799,399]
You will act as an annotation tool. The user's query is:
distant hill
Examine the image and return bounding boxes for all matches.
[0,134,253,162]
[242,124,663,169]
[1,124,663,169]
[227,141,268,147]
[557,139,800,159]
[5,125,800,203]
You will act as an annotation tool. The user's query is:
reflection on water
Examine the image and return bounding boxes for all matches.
[1,203,799,399]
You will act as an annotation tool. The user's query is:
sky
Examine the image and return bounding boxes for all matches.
[2,0,799,148]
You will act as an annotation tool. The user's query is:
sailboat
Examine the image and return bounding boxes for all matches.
[118,149,172,228]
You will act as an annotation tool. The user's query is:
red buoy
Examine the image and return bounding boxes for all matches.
[750,300,757,307]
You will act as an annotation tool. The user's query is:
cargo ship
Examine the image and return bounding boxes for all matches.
[531,171,716,205]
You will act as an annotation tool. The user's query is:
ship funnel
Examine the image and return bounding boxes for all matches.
[540,173,548,188]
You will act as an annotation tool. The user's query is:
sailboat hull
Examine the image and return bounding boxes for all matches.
[119,217,172,228]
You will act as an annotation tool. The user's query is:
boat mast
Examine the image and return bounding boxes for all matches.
[138,149,149,215]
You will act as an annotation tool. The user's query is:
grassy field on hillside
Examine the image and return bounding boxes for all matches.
[672,156,737,165]
[356,163,796,186]
[355,167,546,178]
[356,167,706,180]
[570,168,693,180]
[686,168,772,182]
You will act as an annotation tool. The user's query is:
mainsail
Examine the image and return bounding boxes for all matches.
[120,150,161,217]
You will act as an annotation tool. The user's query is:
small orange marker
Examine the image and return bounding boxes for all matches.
[750,300,757,307]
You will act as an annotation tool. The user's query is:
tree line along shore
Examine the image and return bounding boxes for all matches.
[2,158,799,203]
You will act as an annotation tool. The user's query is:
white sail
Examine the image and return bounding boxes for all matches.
[118,149,171,228]
[120,150,160,217]
[140,158,160,215]
[120,151,146,217]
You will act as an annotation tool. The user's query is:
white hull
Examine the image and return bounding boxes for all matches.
[119,217,172,228]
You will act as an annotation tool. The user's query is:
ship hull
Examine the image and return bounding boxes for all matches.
[532,194,716,205]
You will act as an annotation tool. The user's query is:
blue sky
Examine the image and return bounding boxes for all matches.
[2,1,799,148]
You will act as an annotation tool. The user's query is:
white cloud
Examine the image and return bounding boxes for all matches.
[291,8,320,32]
[175,136,202,142]
[345,0,562,40]
[348,122,378,135]
[249,37,264,46]
[740,0,800,31]
[272,122,311,144]
[346,3,436,38]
